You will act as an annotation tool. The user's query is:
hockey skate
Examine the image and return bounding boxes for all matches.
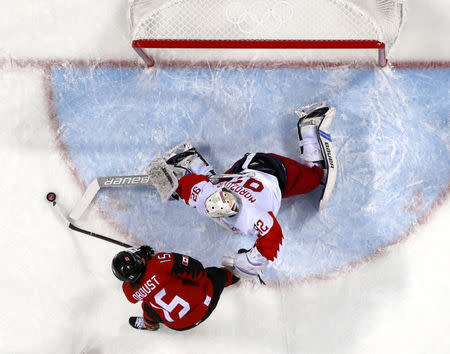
[295,102,338,210]
[129,316,159,331]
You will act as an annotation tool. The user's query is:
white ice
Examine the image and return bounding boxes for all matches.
[0,1,449,353]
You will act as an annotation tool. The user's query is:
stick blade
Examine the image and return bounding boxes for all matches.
[69,179,100,220]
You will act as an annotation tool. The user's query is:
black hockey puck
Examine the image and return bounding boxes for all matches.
[46,192,56,202]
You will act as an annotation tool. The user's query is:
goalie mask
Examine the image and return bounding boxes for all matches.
[205,188,238,218]
[112,251,145,283]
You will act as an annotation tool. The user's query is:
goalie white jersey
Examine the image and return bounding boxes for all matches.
[176,170,283,261]
[166,102,337,268]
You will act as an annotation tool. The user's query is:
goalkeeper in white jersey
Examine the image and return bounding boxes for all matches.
[167,102,337,280]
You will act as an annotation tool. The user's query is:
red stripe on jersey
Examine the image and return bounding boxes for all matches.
[176,174,210,204]
[254,212,283,261]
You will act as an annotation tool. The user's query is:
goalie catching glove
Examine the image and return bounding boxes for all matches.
[222,247,269,280]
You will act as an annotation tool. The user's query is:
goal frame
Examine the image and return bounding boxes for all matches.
[132,39,387,67]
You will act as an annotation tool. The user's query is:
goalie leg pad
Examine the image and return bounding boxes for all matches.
[164,140,194,161]
[317,121,337,210]
[294,101,328,120]
[295,103,338,210]
[296,104,336,168]
[146,140,215,201]
[296,104,335,166]
[165,140,215,177]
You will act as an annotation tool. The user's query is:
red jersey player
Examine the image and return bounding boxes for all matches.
[112,245,238,331]
[165,102,337,281]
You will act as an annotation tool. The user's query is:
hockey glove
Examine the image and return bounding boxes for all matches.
[222,247,268,280]
[137,245,155,261]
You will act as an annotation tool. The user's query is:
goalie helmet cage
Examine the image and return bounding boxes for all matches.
[129,0,406,67]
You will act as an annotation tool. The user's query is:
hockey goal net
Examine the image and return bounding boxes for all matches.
[129,0,406,67]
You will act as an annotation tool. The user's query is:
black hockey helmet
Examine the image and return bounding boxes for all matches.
[112,251,145,283]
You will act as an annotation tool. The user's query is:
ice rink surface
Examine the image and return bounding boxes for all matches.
[1,1,449,353]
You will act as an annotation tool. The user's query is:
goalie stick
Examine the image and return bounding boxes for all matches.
[69,140,256,221]
[69,174,158,221]
[46,192,132,248]
[69,169,255,221]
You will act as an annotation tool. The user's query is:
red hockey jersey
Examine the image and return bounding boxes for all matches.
[122,252,214,330]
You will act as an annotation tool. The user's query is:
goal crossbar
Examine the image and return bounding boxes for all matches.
[132,39,387,67]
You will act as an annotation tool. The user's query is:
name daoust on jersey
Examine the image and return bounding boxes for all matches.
[132,275,160,301]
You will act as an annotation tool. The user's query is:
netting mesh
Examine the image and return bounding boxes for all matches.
[130,0,406,50]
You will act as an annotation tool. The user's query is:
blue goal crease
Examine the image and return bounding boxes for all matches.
[50,66,450,282]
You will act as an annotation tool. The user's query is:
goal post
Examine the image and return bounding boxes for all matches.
[129,0,406,67]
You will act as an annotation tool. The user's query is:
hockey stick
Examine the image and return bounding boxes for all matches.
[69,170,256,221]
[69,174,155,221]
[46,192,132,248]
